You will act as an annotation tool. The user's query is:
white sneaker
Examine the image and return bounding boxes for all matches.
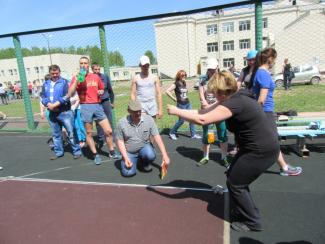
[191,134,202,139]
[169,133,177,140]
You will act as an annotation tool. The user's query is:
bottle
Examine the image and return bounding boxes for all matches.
[207,129,215,144]
[77,68,86,83]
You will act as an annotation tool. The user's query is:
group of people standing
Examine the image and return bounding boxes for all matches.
[41,49,302,232]
[167,47,302,232]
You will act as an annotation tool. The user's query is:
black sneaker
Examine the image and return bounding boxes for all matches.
[231,222,263,232]
[143,164,153,172]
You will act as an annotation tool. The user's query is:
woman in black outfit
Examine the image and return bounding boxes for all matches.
[167,70,280,232]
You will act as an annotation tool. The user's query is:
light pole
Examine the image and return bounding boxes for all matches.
[41,34,53,65]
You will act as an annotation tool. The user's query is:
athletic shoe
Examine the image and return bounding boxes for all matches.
[280,165,302,176]
[221,157,230,168]
[197,156,209,166]
[169,133,177,140]
[73,154,82,160]
[94,154,102,165]
[231,222,263,232]
[191,134,202,139]
[109,151,121,160]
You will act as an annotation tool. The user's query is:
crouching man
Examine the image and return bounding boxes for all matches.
[116,100,170,177]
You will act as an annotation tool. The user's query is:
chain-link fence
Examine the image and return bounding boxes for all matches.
[0,0,325,132]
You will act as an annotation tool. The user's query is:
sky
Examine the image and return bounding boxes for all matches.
[0,0,246,66]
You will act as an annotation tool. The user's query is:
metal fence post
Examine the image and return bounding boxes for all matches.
[255,0,263,51]
[98,25,116,131]
[13,35,36,130]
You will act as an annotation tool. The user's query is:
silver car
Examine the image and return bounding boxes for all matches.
[273,65,321,87]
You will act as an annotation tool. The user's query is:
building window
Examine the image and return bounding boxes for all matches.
[151,68,158,74]
[243,57,247,67]
[222,22,234,33]
[34,67,39,74]
[223,41,234,51]
[207,42,218,53]
[1,70,4,76]
[40,66,44,74]
[8,69,13,76]
[239,39,251,50]
[206,24,217,35]
[263,18,268,28]
[113,72,119,78]
[223,58,235,68]
[123,71,129,76]
[239,20,251,31]
[26,68,30,74]
[14,69,18,75]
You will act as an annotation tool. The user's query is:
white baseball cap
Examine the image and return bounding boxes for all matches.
[206,58,218,70]
[139,55,150,66]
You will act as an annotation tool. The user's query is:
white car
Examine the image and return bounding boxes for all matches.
[273,65,321,87]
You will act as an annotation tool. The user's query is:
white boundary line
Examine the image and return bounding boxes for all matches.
[4,177,215,192]
[223,192,230,244]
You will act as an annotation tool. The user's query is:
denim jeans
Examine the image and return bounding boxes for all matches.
[74,109,86,143]
[170,102,196,137]
[48,110,81,157]
[121,143,156,177]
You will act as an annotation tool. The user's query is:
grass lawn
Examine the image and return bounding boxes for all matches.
[1,83,325,130]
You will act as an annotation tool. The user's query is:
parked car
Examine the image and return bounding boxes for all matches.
[273,65,321,87]
[193,71,240,90]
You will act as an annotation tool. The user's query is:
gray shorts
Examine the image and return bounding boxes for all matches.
[140,100,157,117]
[80,103,107,123]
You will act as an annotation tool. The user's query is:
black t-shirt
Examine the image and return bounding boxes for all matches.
[221,90,279,153]
[174,80,189,105]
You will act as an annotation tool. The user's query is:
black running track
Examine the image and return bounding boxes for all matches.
[0,132,324,243]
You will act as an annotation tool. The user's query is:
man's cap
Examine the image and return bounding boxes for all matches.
[206,58,218,70]
[140,55,150,66]
[128,100,142,111]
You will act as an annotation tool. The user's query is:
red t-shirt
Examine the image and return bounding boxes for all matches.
[70,73,104,104]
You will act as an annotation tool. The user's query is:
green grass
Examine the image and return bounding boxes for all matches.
[1,83,325,130]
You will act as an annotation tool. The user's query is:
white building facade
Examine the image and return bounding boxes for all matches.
[0,53,85,87]
[154,0,325,77]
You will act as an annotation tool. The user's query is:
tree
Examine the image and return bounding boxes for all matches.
[89,46,103,66]
[108,50,125,67]
[144,50,157,64]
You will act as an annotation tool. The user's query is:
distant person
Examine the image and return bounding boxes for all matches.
[14,83,21,99]
[0,83,8,105]
[131,55,163,119]
[165,70,201,140]
[228,64,236,75]
[282,58,293,90]
[198,58,229,167]
[69,57,119,165]
[28,81,33,96]
[237,50,258,90]
[115,100,170,177]
[41,65,81,160]
[252,48,302,176]
[91,62,115,148]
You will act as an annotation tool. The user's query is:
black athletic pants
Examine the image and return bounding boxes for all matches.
[226,148,279,230]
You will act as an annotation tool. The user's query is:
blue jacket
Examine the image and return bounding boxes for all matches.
[41,78,70,112]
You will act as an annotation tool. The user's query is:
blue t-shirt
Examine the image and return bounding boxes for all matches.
[252,68,275,112]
